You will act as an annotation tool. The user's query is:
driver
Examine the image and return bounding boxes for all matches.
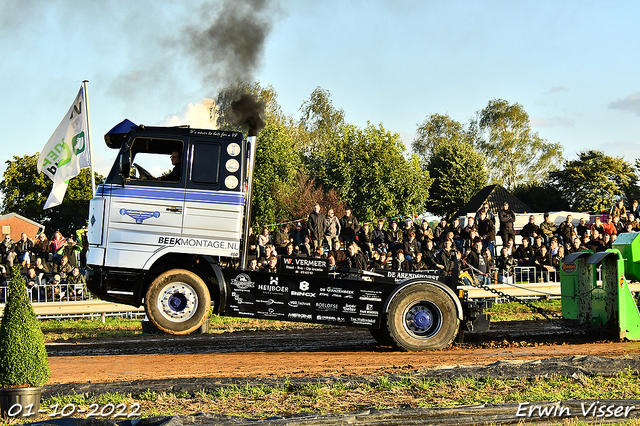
[160,150,182,181]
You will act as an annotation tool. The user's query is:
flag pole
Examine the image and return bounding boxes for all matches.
[83,80,96,195]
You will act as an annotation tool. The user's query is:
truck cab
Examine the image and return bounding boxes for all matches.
[87,121,248,332]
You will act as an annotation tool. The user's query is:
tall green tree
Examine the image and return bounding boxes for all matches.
[299,87,346,166]
[318,122,432,222]
[550,150,639,212]
[475,99,564,190]
[0,154,103,234]
[412,113,468,165]
[251,122,303,226]
[425,139,488,218]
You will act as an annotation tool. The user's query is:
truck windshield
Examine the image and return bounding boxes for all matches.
[128,137,184,182]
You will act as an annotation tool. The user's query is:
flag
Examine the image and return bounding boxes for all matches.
[37,86,90,209]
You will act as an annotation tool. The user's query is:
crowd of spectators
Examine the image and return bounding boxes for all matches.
[0,227,89,303]
[248,200,640,285]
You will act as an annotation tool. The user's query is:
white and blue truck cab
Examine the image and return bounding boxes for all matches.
[87,119,492,350]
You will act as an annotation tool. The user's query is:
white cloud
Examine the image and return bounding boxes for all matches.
[159,99,218,129]
[608,92,640,117]
[549,86,568,93]
[530,116,574,128]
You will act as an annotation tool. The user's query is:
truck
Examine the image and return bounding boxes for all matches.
[86,118,494,351]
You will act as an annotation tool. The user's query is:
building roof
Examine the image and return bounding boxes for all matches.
[454,184,533,218]
[0,213,45,230]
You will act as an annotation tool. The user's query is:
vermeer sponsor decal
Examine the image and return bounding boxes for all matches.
[282,256,328,276]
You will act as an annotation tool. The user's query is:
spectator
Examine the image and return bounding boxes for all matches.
[24,266,45,302]
[372,220,388,253]
[248,258,260,271]
[434,240,457,274]
[446,218,463,251]
[521,215,540,245]
[258,245,277,268]
[587,229,606,252]
[558,214,575,244]
[532,235,545,253]
[461,217,477,251]
[477,212,496,255]
[613,215,624,235]
[422,240,438,269]
[590,216,604,238]
[345,243,367,270]
[379,252,391,269]
[327,254,337,273]
[63,237,81,267]
[514,237,535,267]
[34,233,51,262]
[1,234,15,267]
[401,218,417,241]
[633,200,640,219]
[498,202,516,249]
[411,252,427,271]
[465,240,491,285]
[340,208,359,244]
[76,226,89,268]
[392,249,410,271]
[67,266,86,300]
[475,202,496,227]
[264,256,278,273]
[257,227,271,257]
[386,220,403,254]
[284,242,295,257]
[534,245,554,282]
[539,213,558,247]
[549,237,560,257]
[402,231,419,265]
[416,220,434,248]
[328,240,346,266]
[602,215,617,237]
[495,246,516,284]
[433,218,448,245]
[483,248,495,282]
[627,214,640,231]
[312,245,327,259]
[247,226,259,257]
[307,203,326,252]
[576,218,589,239]
[273,225,291,255]
[54,255,73,281]
[50,231,66,263]
[613,200,627,221]
[324,208,341,249]
[357,223,373,258]
[34,257,51,280]
[603,234,612,250]
[49,274,63,301]
[290,222,311,256]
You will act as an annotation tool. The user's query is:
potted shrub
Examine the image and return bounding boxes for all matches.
[0,266,50,419]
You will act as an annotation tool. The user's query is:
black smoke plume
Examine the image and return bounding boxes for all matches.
[231,94,265,136]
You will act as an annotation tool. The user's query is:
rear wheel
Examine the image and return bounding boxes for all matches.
[387,283,459,351]
[145,269,211,335]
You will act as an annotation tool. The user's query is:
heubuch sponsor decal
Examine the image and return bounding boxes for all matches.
[230,273,255,291]
[350,317,376,326]
[316,302,339,312]
[288,312,313,320]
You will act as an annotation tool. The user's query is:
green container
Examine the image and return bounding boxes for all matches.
[0,387,42,419]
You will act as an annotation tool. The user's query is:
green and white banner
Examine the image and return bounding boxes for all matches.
[37,85,90,209]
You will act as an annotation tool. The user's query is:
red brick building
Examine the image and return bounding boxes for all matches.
[0,213,45,241]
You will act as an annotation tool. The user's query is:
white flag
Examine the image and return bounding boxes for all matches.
[37,86,90,209]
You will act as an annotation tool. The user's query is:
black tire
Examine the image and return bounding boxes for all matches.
[145,269,211,335]
[387,283,459,351]
[368,315,394,347]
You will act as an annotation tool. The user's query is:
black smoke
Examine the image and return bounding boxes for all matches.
[231,94,265,136]
[186,0,279,89]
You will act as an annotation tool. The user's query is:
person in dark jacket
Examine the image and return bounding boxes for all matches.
[357,223,373,258]
[514,238,535,267]
[558,214,575,246]
[372,220,388,253]
[345,243,368,270]
[495,247,516,283]
[465,240,491,285]
[307,203,326,252]
[477,212,496,255]
[498,202,516,249]
[520,215,540,246]
[340,208,359,244]
[402,231,419,265]
[434,240,458,274]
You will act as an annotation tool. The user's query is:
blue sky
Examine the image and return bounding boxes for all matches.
[1,0,639,179]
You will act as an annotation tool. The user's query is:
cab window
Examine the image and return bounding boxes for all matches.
[129,138,184,182]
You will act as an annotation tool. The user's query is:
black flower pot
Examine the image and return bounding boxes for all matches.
[0,387,42,419]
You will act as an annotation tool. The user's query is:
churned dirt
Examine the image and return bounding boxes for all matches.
[44,321,640,385]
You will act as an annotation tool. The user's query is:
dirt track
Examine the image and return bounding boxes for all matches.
[45,321,640,385]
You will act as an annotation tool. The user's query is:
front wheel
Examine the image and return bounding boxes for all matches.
[387,283,459,351]
[145,269,211,335]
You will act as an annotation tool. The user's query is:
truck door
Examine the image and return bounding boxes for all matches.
[103,136,187,269]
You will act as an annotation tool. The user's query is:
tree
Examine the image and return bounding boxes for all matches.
[475,99,564,190]
[425,139,488,218]
[412,113,468,165]
[299,87,346,165]
[550,150,639,212]
[274,170,345,223]
[251,122,303,226]
[317,122,432,222]
[0,154,104,234]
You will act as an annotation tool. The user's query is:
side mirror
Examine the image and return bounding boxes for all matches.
[119,152,131,187]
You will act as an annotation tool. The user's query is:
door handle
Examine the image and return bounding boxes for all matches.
[166,206,183,213]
